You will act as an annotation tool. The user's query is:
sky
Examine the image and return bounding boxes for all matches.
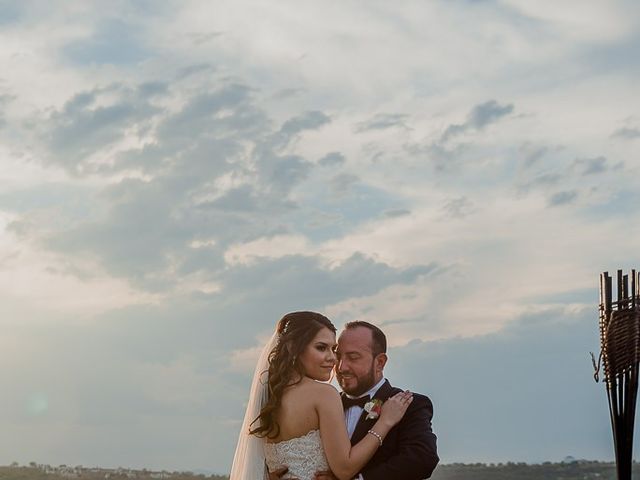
[1,0,639,474]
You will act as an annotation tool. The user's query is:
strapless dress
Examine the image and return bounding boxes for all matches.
[264,429,330,480]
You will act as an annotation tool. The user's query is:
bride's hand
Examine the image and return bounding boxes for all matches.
[314,470,338,480]
[269,467,293,479]
[379,390,413,427]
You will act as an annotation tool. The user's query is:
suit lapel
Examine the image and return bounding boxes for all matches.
[350,379,394,445]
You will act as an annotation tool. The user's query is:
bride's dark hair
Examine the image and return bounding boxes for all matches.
[250,311,336,439]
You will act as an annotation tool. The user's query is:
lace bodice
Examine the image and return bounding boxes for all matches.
[264,429,329,480]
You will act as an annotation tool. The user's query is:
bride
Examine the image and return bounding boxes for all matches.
[230,311,413,480]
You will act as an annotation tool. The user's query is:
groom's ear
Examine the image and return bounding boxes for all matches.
[374,353,387,373]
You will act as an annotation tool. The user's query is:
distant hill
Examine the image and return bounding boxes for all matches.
[431,461,626,479]
[0,465,228,480]
[1,460,635,479]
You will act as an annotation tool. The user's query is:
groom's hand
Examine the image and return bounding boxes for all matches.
[269,467,298,480]
[314,470,338,480]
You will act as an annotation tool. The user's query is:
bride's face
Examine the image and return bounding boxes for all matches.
[298,327,337,382]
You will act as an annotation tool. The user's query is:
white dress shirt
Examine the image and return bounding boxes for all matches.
[343,377,387,480]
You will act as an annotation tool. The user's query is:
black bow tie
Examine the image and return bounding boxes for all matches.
[342,394,370,410]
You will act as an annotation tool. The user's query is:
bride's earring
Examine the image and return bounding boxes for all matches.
[292,356,297,366]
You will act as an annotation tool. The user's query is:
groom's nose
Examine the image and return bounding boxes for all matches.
[337,358,349,373]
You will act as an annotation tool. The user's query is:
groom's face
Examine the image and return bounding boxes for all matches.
[335,327,378,396]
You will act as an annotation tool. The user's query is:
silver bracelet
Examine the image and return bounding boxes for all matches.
[367,429,383,446]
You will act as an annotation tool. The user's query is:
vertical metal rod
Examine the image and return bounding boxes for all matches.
[610,374,621,477]
[621,274,630,479]
[632,271,640,479]
[628,365,639,469]
[605,273,622,477]
[618,270,623,304]
[606,274,613,317]
[632,270,637,309]
[617,271,627,480]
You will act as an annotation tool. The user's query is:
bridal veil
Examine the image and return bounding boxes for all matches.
[229,331,278,480]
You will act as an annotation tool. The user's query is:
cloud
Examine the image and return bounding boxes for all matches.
[120,87,265,177]
[15,77,266,180]
[40,85,161,175]
[0,93,14,127]
[3,68,412,303]
[187,31,224,46]
[329,173,359,197]
[224,234,311,266]
[318,151,346,167]
[548,190,578,207]
[62,19,153,65]
[40,177,211,289]
[176,63,217,79]
[519,143,552,168]
[136,81,169,98]
[383,208,411,218]
[356,113,409,132]
[572,156,609,176]
[281,110,330,135]
[402,140,466,172]
[205,184,259,213]
[159,83,255,136]
[441,100,514,142]
[1,75,335,292]
[272,87,304,100]
[611,126,640,140]
[442,196,475,219]
[0,0,21,25]
[518,173,562,194]
[402,99,516,173]
[270,110,331,149]
[82,253,440,363]
[263,155,313,193]
[219,253,438,318]
[516,152,622,203]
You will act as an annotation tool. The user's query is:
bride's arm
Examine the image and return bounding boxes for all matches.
[315,385,412,480]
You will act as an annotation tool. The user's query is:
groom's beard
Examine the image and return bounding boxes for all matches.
[337,364,376,397]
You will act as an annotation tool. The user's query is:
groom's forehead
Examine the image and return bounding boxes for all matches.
[338,327,373,352]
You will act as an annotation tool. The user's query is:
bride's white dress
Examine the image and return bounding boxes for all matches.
[264,429,330,480]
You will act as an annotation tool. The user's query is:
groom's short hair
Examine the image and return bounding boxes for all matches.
[343,320,387,356]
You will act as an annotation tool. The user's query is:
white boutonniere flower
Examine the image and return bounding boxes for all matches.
[364,399,384,419]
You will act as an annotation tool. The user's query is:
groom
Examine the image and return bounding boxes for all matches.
[270,320,439,480]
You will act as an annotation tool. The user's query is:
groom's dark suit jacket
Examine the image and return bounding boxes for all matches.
[345,380,439,480]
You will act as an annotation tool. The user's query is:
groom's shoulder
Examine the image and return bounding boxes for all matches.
[386,384,434,412]
[410,392,434,413]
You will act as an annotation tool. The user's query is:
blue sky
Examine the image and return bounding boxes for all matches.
[0,0,639,474]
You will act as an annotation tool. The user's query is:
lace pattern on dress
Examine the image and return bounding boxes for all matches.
[264,429,329,480]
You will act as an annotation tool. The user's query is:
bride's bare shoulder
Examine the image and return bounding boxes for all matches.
[287,378,340,402]
[303,379,340,401]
